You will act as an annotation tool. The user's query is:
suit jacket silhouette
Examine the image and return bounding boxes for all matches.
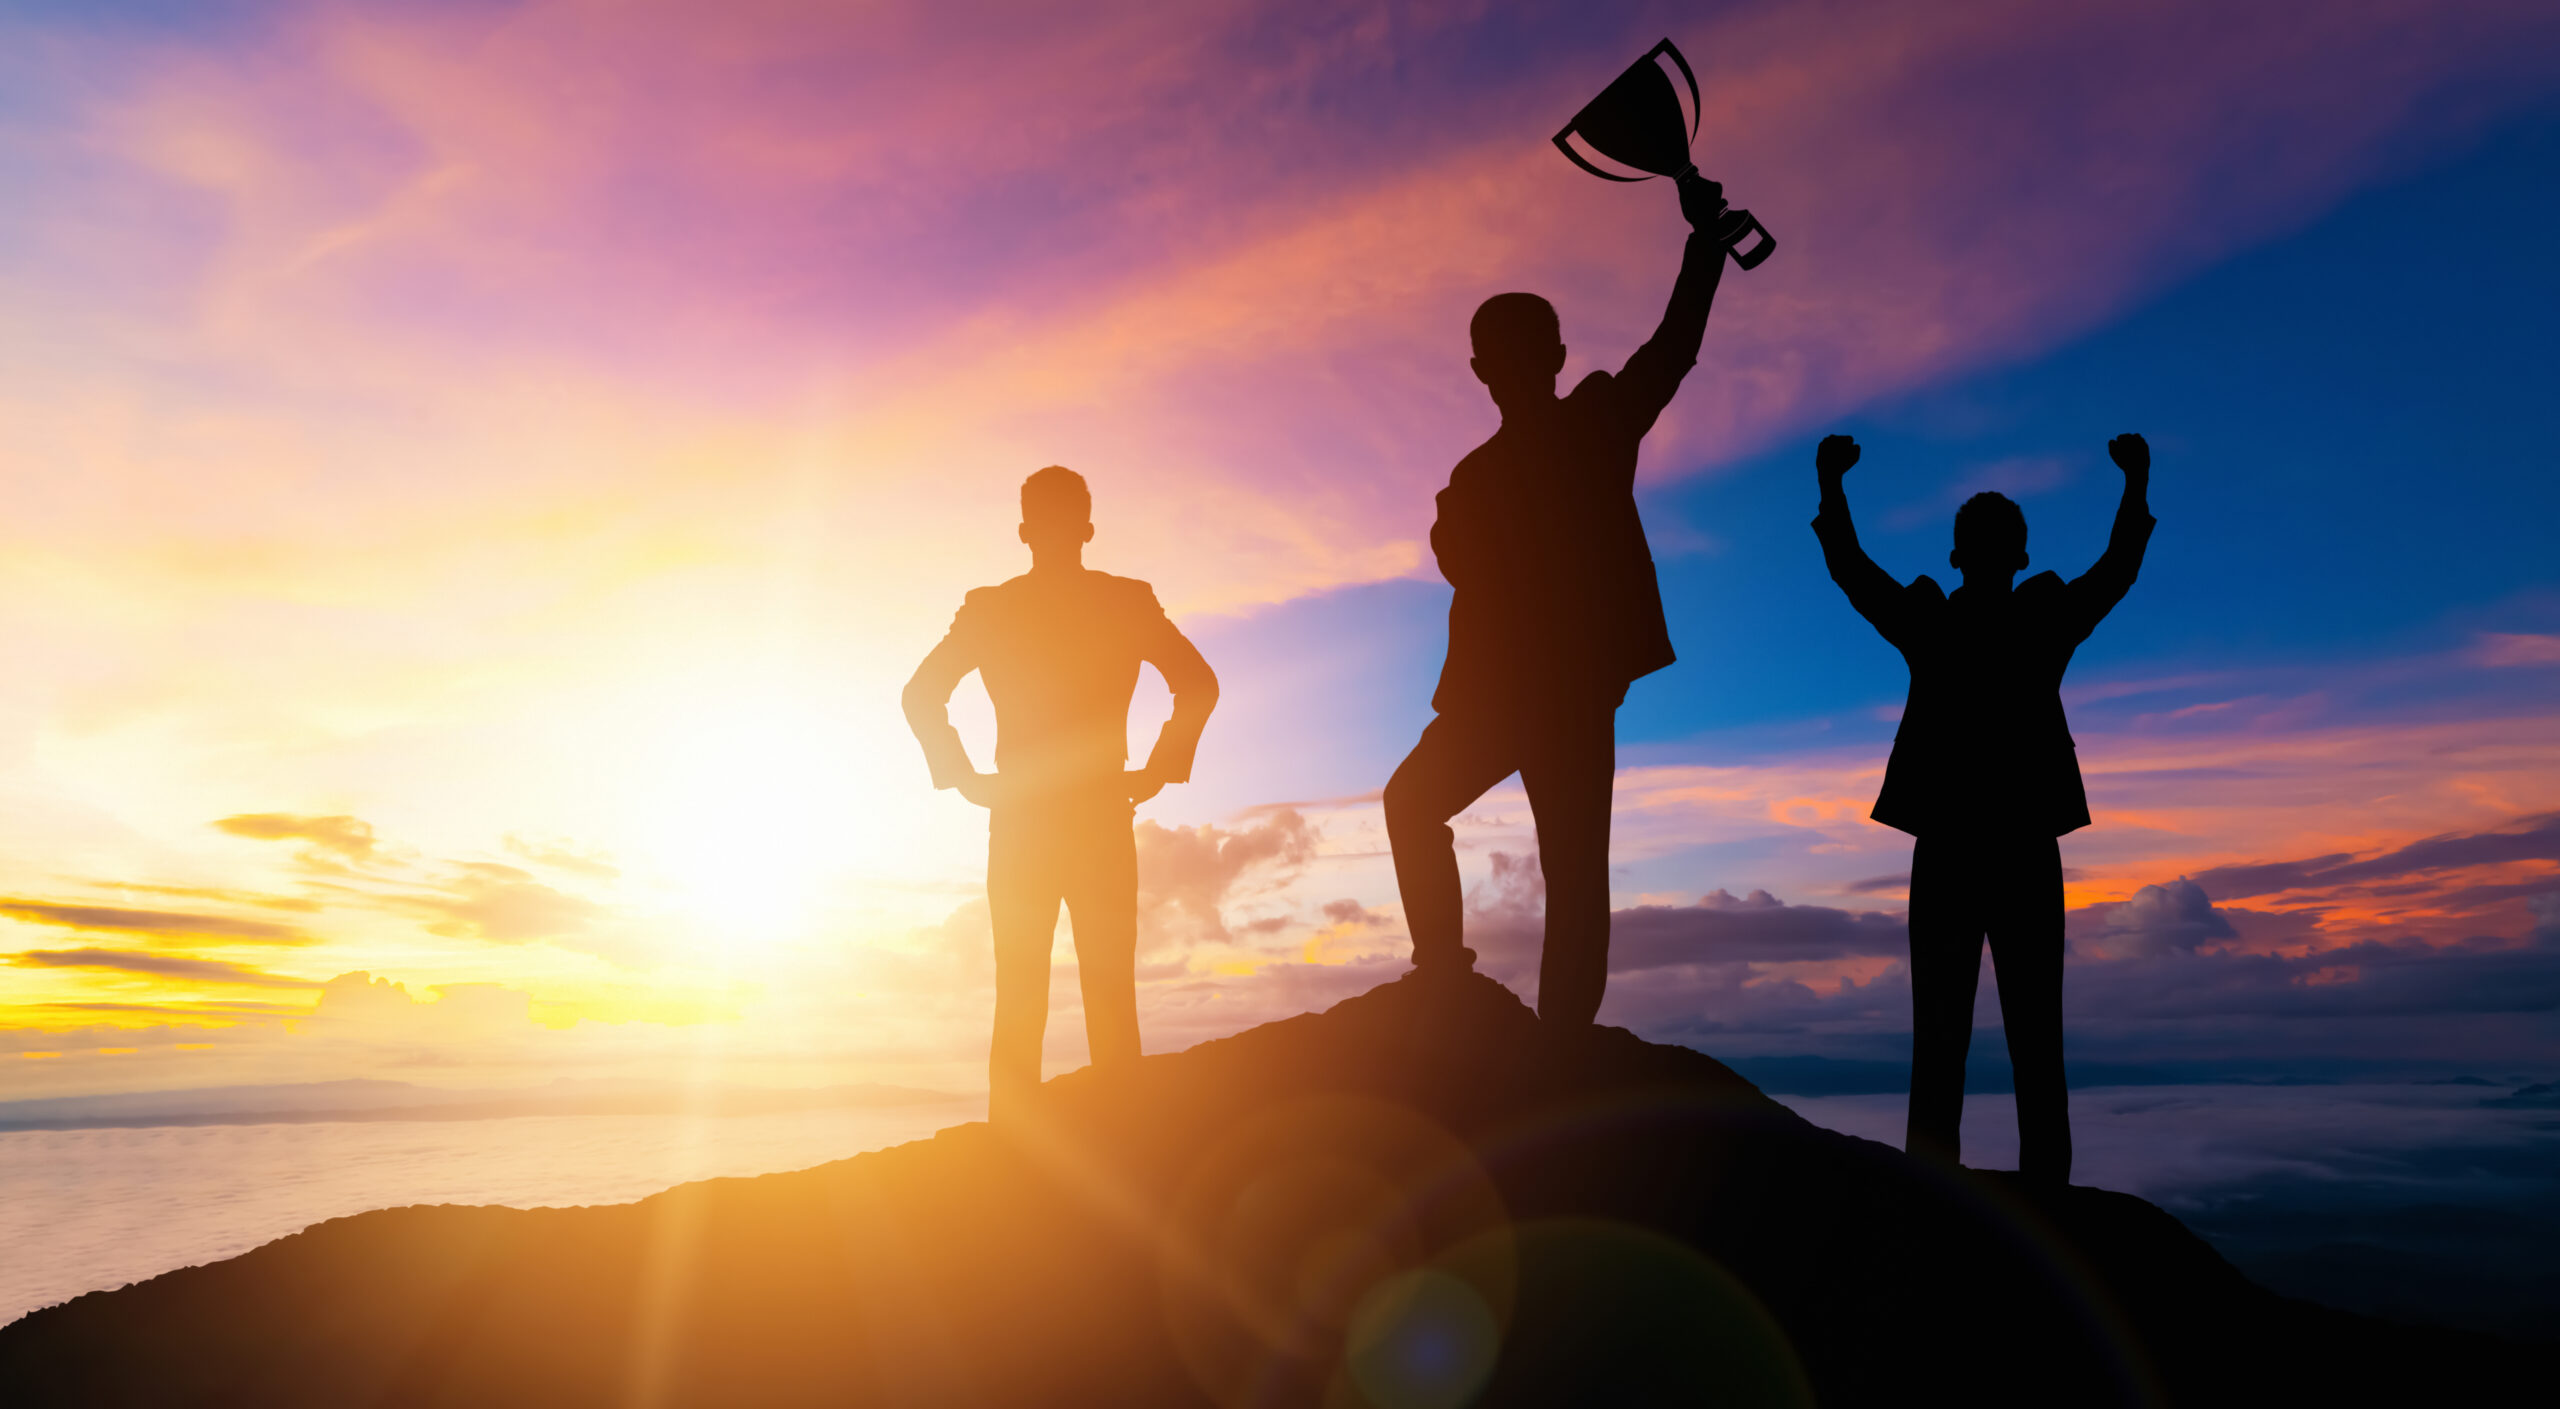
[1812,494,2155,837]
[1428,261,1714,715]
[904,568,1214,799]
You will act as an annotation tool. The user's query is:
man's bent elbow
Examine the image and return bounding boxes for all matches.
[899,673,943,734]
[1175,663,1220,716]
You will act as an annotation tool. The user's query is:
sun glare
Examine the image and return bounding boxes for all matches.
[628,693,873,951]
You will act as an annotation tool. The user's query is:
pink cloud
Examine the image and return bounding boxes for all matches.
[2475,632,2560,667]
[5,0,2554,617]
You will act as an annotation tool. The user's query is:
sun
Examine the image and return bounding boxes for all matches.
[626,692,876,951]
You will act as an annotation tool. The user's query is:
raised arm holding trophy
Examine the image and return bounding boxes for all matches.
[1384,37,1771,1025]
[1556,39,1775,268]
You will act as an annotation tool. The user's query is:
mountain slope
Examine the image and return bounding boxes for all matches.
[0,971,2528,1406]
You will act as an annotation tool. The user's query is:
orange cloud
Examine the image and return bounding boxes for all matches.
[1137,809,1321,951]
[411,861,606,945]
[214,812,379,861]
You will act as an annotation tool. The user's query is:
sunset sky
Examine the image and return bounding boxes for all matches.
[2,0,2555,1103]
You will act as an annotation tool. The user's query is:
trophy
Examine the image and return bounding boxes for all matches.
[1554,39,1775,269]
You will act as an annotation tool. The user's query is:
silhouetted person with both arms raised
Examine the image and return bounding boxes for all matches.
[1811,431,2155,1184]
[1385,171,1744,1027]
[904,467,1218,1122]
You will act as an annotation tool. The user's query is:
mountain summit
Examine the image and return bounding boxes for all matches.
[0,972,2526,1405]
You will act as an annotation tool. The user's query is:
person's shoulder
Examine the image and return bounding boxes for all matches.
[957,573,1035,617]
[1908,573,1949,603]
[1447,432,1505,480]
[1089,570,1166,612]
[1563,370,1623,423]
[2015,571,2080,629]
[967,572,1037,602]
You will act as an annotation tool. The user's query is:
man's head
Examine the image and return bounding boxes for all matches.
[1950,491,2029,584]
[1469,292,1567,413]
[1019,465,1094,558]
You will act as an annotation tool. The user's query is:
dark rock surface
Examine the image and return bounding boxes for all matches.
[0,972,2535,1405]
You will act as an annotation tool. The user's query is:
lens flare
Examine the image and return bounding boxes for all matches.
[1157,1096,1513,1408]
[1344,1267,1500,1409]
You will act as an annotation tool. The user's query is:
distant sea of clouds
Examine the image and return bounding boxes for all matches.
[0,1090,980,1327]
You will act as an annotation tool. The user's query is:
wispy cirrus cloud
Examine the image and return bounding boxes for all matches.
[212,813,379,863]
[2473,633,2560,667]
[0,900,310,946]
[5,948,317,988]
[2189,812,2560,905]
[212,810,615,949]
[67,882,323,914]
[502,834,619,881]
[8,0,2556,622]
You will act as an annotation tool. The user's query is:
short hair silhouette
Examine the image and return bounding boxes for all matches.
[1021,465,1091,525]
[1470,292,1561,358]
[1953,491,2027,563]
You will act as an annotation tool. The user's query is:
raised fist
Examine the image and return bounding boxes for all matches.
[1816,434,1861,477]
[2108,433,2150,477]
[1677,171,1728,234]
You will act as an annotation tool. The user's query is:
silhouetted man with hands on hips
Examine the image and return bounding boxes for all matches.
[904,467,1218,1122]
[1811,431,2156,1185]
[1385,171,1740,1027]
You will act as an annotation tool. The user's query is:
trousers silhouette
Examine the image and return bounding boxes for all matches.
[1385,699,1616,1025]
[987,789,1140,1114]
[1906,832,2069,1180]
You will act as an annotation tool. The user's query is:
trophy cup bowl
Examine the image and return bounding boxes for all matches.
[1554,39,1776,270]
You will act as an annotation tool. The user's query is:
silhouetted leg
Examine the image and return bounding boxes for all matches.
[1520,701,1617,1026]
[1987,835,2070,1185]
[985,807,1064,1122]
[1904,833,1986,1167]
[1384,712,1518,970]
[1065,799,1142,1071]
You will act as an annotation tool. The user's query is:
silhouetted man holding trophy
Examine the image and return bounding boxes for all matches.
[1385,41,1770,1026]
[904,467,1219,1122]
[1812,432,2156,1185]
